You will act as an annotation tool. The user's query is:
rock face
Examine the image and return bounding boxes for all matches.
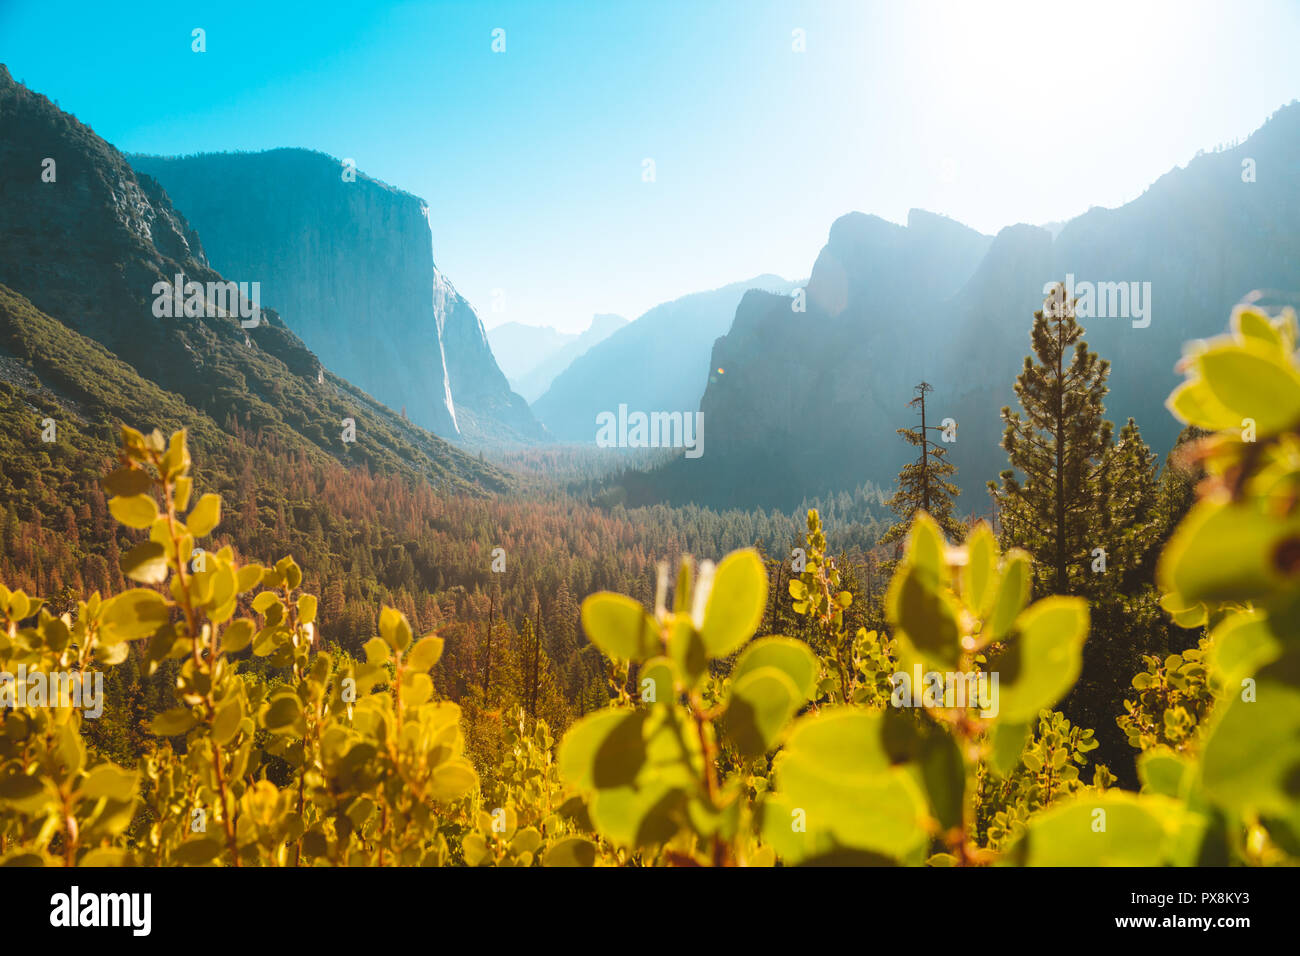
[655,212,992,509]
[130,149,544,446]
[652,101,1300,510]
[533,276,798,442]
[0,65,511,494]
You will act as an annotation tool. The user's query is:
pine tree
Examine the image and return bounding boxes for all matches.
[989,284,1113,595]
[881,382,962,548]
[990,284,1170,784]
[519,616,543,718]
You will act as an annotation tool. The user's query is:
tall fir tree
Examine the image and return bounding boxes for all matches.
[989,283,1113,595]
[881,381,963,549]
[991,282,1173,785]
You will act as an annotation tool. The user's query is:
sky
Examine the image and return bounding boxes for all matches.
[3,0,1298,332]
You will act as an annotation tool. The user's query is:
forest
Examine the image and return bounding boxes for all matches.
[1,286,1295,867]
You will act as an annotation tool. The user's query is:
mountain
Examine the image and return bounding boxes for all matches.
[129,149,543,447]
[0,64,510,495]
[489,322,575,390]
[533,276,798,442]
[643,102,1300,511]
[635,211,992,508]
[489,314,627,402]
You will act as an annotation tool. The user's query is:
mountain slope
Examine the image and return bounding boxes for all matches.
[0,64,510,495]
[129,148,543,446]
[490,313,627,402]
[533,276,798,442]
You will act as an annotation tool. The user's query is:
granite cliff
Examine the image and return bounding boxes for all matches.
[130,149,543,446]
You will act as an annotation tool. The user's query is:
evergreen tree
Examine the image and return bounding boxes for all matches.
[989,284,1113,595]
[991,283,1171,784]
[881,382,962,549]
[519,616,543,718]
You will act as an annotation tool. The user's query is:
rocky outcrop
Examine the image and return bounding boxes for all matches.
[130,149,544,446]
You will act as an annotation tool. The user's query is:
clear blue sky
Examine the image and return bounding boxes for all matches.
[3,0,1298,332]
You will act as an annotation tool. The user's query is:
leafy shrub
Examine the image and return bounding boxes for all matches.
[0,427,478,865]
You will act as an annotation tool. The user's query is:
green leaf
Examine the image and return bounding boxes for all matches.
[764,710,928,864]
[638,656,677,704]
[700,549,768,658]
[1159,591,1207,629]
[1158,500,1300,605]
[1200,649,1300,818]
[405,634,444,673]
[0,772,53,815]
[100,589,169,645]
[542,836,597,867]
[187,493,221,537]
[251,591,280,614]
[428,759,478,801]
[108,493,159,529]
[906,512,947,581]
[220,618,255,654]
[80,764,138,803]
[1005,792,1205,866]
[887,562,961,669]
[558,709,648,791]
[1233,307,1285,352]
[1166,379,1241,431]
[363,636,390,666]
[722,665,801,758]
[1208,611,1282,688]
[986,550,1031,642]
[378,605,412,652]
[1195,341,1300,435]
[588,781,686,850]
[263,693,303,735]
[150,707,196,737]
[990,597,1088,723]
[730,636,819,700]
[121,541,168,585]
[1137,750,1192,799]
[171,837,223,866]
[581,592,658,662]
[918,729,965,830]
[962,523,999,619]
[667,616,707,689]
[212,696,243,746]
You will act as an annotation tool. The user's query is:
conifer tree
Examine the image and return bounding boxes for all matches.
[991,284,1171,782]
[989,284,1113,595]
[881,382,962,548]
[519,616,543,718]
